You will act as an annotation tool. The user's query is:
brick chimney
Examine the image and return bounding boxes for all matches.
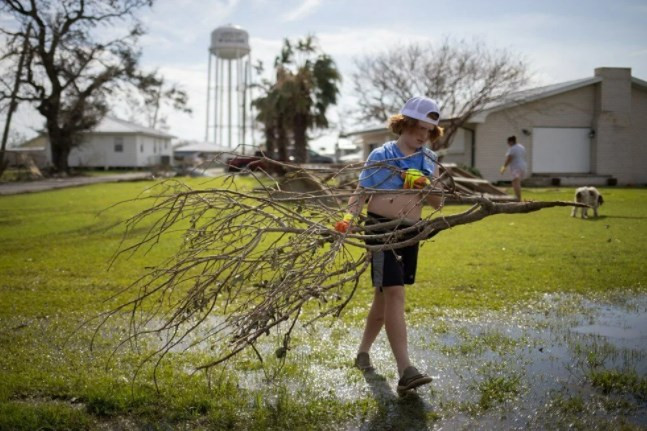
[595,67,631,121]
[593,67,632,179]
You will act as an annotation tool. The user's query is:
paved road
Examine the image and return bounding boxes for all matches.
[0,172,154,196]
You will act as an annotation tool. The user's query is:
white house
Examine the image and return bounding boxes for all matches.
[347,67,647,186]
[36,116,175,169]
[308,133,359,162]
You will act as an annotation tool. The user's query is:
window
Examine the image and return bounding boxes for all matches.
[114,137,124,153]
[140,144,144,153]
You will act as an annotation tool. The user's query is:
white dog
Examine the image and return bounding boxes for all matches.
[571,186,604,219]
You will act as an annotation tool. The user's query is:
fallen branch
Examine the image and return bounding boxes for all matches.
[98,157,586,379]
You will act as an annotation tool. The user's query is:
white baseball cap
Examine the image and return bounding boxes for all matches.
[400,96,441,126]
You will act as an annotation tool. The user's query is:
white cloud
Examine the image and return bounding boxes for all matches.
[145,0,241,36]
[282,0,322,22]
[317,27,432,60]
[152,63,210,141]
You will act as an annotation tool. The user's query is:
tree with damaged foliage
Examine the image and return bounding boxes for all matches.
[124,74,192,130]
[0,0,190,173]
[253,36,341,164]
[96,158,586,383]
[352,38,530,151]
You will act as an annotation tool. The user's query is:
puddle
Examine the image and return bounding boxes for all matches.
[266,294,647,429]
[571,304,647,340]
[572,322,647,339]
[117,293,647,429]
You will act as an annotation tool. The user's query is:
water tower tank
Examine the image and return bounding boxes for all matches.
[210,25,250,59]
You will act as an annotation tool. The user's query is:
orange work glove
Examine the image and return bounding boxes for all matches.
[335,213,354,233]
[401,168,431,189]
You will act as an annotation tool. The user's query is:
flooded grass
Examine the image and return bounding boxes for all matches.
[207,292,647,429]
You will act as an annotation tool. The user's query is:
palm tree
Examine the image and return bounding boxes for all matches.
[252,67,291,162]
[254,36,341,164]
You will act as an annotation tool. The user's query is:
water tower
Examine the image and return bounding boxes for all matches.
[205,24,254,150]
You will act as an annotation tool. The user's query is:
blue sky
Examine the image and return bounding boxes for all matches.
[6,0,647,142]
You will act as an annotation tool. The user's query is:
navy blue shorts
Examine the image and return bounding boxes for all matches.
[364,212,419,289]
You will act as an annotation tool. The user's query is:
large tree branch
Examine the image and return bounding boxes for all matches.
[96,161,585,377]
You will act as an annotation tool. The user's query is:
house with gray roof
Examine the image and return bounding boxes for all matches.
[67,116,175,168]
[347,67,647,186]
[19,116,175,169]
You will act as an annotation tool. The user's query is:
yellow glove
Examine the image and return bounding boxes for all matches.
[334,213,354,233]
[499,165,506,174]
[401,169,431,189]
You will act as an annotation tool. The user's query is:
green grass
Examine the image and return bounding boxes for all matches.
[590,370,647,400]
[0,401,92,431]
[400,187,647,315]
[1,181,646,428]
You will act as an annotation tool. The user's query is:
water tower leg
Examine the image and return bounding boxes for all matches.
[242,58,248,149]
[228,59,233,149]
[205,53,212,143]
[237,57,244,152]
[213,56,219,146]
[218,59,225,148]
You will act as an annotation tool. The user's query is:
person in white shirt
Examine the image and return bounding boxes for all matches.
[500,135,527,201]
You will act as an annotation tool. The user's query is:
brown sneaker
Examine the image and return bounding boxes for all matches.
[397,366,432,393]
[354,352,374,372]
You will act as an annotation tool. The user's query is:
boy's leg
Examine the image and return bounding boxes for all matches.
[383,285,412,376]
[358,289,385,354]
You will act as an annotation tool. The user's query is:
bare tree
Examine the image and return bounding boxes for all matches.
[352,37,530,150]
[0,0,189,173]
[124,75,192,129]
[97,159,584,381]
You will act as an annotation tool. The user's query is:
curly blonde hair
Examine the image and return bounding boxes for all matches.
[387,114,444,144]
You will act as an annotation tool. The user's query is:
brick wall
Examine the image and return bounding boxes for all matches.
[593,68,634,183]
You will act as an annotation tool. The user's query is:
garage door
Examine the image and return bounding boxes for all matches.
[532,127,590,173]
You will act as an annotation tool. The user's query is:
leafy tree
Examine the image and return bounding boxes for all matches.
[254,36,341,163]
[0,0,188,173]
[352,37,530,151]
[252,66,290,163]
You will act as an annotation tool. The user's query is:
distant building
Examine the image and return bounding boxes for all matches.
[347,67,647,186]
[308,133,359,162]
[172,140,233,167]
[19,116,175,169]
